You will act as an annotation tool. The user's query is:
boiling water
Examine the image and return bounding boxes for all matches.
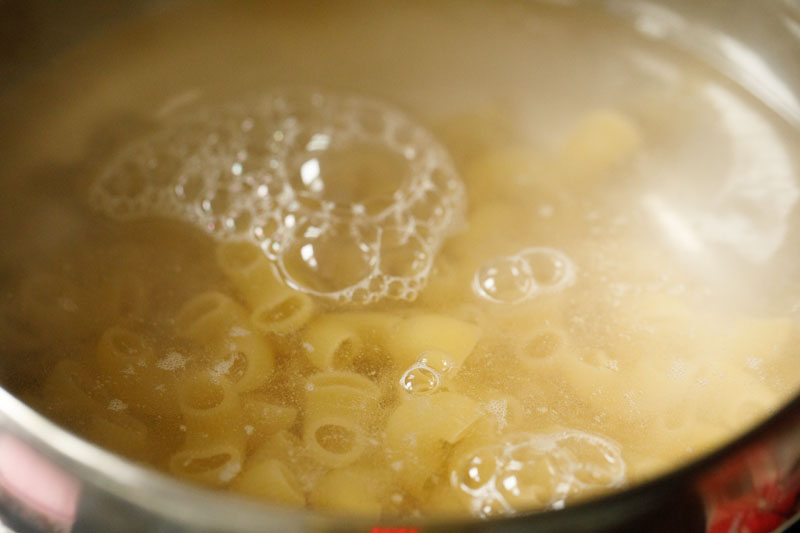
[0,0,798,519]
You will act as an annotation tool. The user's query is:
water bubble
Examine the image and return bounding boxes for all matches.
[99,159,148,203]
[472,255,534,304]
[473,247,576,304]
[455,449,499,492]
[450,430,624,517]
[555,431,625,491]
[518,247,576,292]
[289,142,412,209]
[386,280,406,299]
[498,447,564,508]
[416,350,455,374]
[379,228,429,279]
[450,444,511,517]
[279,223,376,295]
[399,362,440,394]
[410,189,450,230]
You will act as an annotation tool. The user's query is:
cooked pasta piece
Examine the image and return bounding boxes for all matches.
[230,458,305,507]
[95,325,180,418]
[463,147,554,204]
[216,241,314,334]
[600,292,703,363]
[384,391,480,494]
[416,256,469,308]
[169,372,246,486]
[304,416,366,468]
[241,393,298,446]
[728,317,799,393]
[690,362,779,432]
[247,429,324,487]
[174,291,247,342]
[432,106,515,169]
[84,407,150,461]
[301,312,400,371]
[301,316,362,371]
[388,314,482,371]
[519,326,570,362]
[175,291,274,392]
[210,333,274,393]
[637,410,732,469]
[558,350,678,433]
[425,484,467,516]
[309,465,389,518]
[475,392,527,434]
[443,203,534,268]
[302,371,380,467]
[39,358,151,460]
[306,371,381,393]
[40,359,103,424]
[249,429,303,466]
[559,109,642,185]
[96,325,155,375]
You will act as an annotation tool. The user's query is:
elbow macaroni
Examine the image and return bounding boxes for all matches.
[309,466,389,518]
[216,241,314,334]
[388,314,482,371]
[384,391,480,494]
[302,371,380,467]
[169,372,246,486]
[175,291,274,392]
[241,393,298,446]
[231,458,305,507]
[95,325,180,418]
[301,312,400,371]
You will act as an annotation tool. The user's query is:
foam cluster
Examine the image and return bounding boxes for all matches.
[89,89,465,303]
[451,430,625,517]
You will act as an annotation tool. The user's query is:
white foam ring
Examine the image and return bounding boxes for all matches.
[89,88,465,303]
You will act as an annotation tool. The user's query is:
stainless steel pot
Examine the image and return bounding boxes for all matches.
[0,1,798,531]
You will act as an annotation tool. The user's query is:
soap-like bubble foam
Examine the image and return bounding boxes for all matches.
[451,430,625,517]
[472,247,576,304]
[90,88,465,303]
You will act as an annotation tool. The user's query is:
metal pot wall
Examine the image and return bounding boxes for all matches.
[0,1,798,531]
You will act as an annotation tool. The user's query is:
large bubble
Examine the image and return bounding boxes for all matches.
[472,247,576,304]
[89,88,465,303]
[451,430,625,517]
